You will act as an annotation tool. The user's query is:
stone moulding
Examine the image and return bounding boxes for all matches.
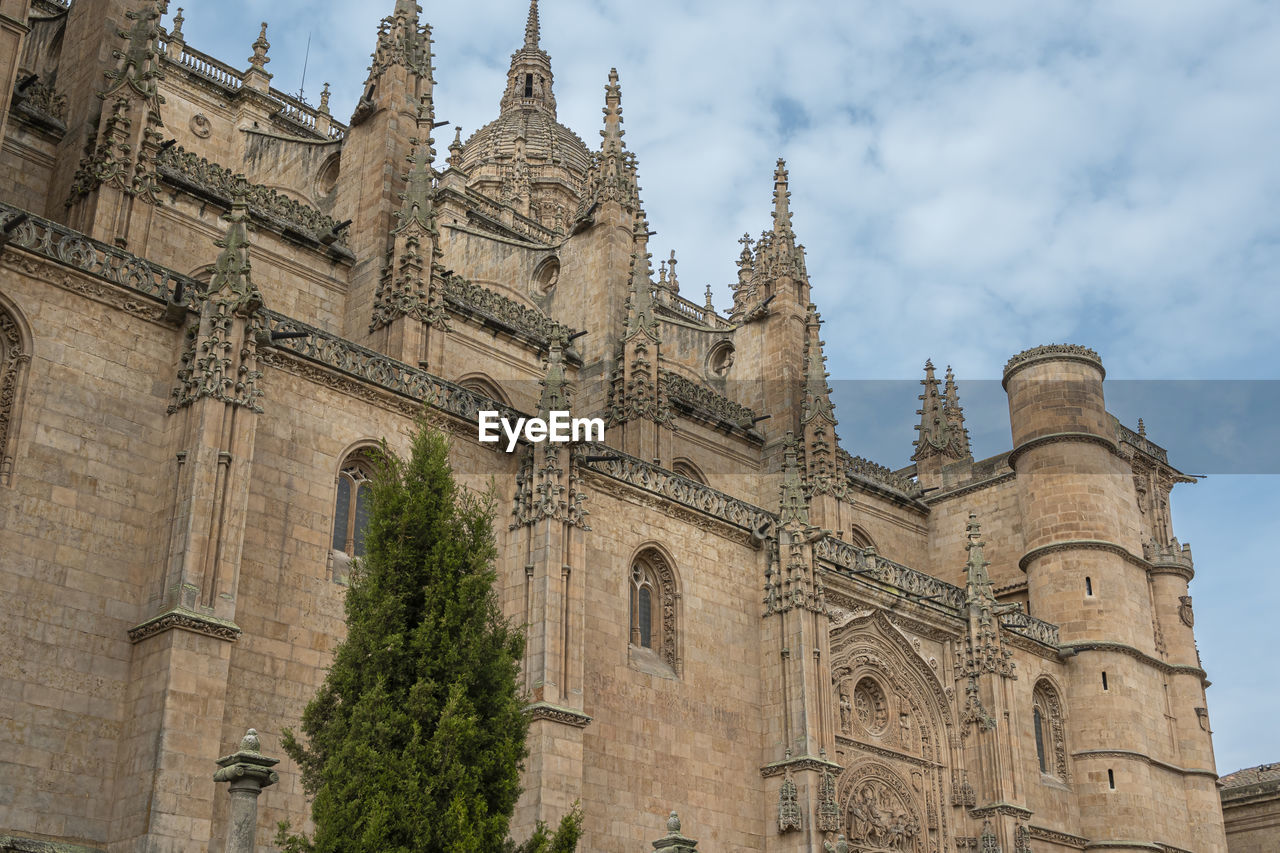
[1002,343,1104,385]
[525,701,592,728]
[759,754,843,778]
[127,608,242,644]
[576,441,774,537]
[1006,430,1121,468]
[924,471,1016,505]
[155,145,353,255]
[967,802,1033,820]
[1058,641,1205,680]
[1019,538,1149,574]
[1071,749,1218,780]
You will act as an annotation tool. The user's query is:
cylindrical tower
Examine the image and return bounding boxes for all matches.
[1004,345,1223,851]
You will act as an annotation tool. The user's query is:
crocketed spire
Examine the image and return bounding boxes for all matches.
[575,68,643,219]
[913,360,970,462]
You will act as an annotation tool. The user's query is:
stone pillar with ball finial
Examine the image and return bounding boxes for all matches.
[213,728,279,853]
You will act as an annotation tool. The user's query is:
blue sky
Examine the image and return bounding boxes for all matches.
[172,0,1280,774]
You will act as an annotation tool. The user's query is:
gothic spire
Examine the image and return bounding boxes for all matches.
[397,95,438,231]
[943,365,972,459]
[576,68,642,218]
[772,157,795,244]
[524,0,540,49]
[802,305,836,428]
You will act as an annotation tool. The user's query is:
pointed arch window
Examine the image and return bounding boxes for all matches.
[1032,679,1068,781]
[330,451,376,582]
[628,548,680,677]
[0,299,32,486]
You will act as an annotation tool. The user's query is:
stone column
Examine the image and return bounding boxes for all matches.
[652,811,697,852]
[213,729,279,853]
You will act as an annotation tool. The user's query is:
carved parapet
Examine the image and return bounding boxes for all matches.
[155,146,352,253]
[1002,343,1104,386]
[997,610,1061,647]
[576,441,774,538]
[439,271,577,348]
[660,369,759,432]
[814,537,965,612]
[1143,540,1194,574]
[837,447,921,498]
[0,202,197,305]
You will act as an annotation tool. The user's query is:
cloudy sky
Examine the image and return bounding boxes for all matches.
[173,1,1279,775]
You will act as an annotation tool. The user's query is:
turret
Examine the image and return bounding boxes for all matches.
[1004,344,1225,851]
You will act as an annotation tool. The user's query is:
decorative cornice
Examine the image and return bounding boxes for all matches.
[1058,641,1205,679]
[525,702,591,728]
[127,608,242,644]
[759,755,842,778]
[1002,344,1104,386]
[815,536,965,612]
[1027,826,1088,849]
[1071,749,1218,780]
[1007,431,1120,468]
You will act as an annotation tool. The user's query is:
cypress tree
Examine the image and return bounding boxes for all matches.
[280,423,533,852]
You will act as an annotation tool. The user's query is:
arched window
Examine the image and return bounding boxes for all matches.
[331,450,376,582]
[0,298,32,486]
[672,458,707,485]
[848,525,876,551]
[1032,679,1068,781]
[457,374,510,407]
[628,548,680,676]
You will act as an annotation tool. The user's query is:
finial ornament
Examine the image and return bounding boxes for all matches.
[170,7,184,40]
[239,728,261,753]
[318,82,331,114]
[248,22,271,70]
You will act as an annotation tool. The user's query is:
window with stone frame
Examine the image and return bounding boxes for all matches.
[0,300,32,487]
[330,451,376,582]
[1032,678,1068,781]
[628,548,680,676]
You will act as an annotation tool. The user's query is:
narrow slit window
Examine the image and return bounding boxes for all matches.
[1085,576,1093,596]
[524,73,533,97]
[1108,769,1116,789]
[637,586,652,648]
[1102,671,1109,691]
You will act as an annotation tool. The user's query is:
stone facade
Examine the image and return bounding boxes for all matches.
[0,1,1228,851]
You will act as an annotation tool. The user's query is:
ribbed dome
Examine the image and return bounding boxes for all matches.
[459,110,592,178]
[454,0,592,204]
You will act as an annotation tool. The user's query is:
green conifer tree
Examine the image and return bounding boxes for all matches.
[280,423,560,852]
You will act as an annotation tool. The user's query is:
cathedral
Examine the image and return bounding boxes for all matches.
[0,1,1230,851]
